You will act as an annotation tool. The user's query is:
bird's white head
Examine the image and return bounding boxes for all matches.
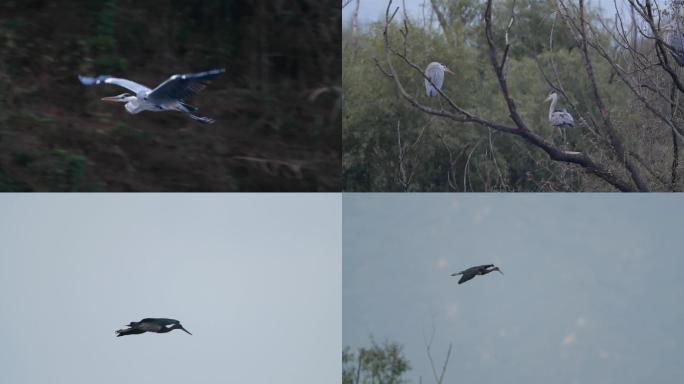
[101,93,135,103]
[545,91,558,103]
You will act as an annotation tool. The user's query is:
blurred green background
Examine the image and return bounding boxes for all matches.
[0,0,340,191]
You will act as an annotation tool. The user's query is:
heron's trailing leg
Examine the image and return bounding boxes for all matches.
[177,102,214,124]
[188,114,215,124]
[180,102,198,113]
[560,128,567,149]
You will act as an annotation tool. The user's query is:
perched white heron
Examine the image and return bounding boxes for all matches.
[78,68,225,124]
[545,92,574,128]
[424,62,454,97]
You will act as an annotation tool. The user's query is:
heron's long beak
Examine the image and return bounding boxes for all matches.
[544,95,552,102]
[101,96,124,102]
[496,268,504,275]
[180,326,192,335]
[444,67,455,75]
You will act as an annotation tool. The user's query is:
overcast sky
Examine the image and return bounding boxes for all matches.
[0,194,341,384]
[343,0,629,25]
[343,194,684,384]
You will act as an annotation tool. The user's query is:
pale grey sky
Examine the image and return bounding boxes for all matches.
[0,194,341,384]
[344,194,684,384]
[343,0,629,25]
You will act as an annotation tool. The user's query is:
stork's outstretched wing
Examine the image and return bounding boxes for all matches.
[116,327,145,337]
[140,318,180,326]
[78,75,151,94]
[148,68,225,102]
[457,272,477,284]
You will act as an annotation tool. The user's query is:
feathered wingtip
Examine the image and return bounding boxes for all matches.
[178,68,226,81]
[201,68,226,77]
[78,74,111,86]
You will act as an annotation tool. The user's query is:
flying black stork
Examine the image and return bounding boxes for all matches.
[451,264,503,285]
[116,318,192,337]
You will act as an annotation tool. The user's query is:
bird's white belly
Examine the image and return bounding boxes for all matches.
[125,99,178,114]
[125,99,146,114]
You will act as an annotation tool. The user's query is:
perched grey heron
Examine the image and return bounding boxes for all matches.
[451,264,503,285]
[78,69,225,124]
[545,92,575,129]
[665,24,684,66]
[115,318,192,337]
[424,62,454,97]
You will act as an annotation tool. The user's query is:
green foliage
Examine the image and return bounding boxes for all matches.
[89,0,127,72]
[0,167,31,191]
[49,148,88,191]
[112,121,154,142]
[343,340,411,384]
[5,17,29,31]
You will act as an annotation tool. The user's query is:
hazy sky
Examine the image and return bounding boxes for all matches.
[343,0,628,25]
[343,194,684,384]
[0,194,341,384]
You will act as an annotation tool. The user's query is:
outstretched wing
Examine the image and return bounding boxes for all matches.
[458,272,477,284]
[116,327,146,337]
[141,318,180,326]
[148,68,225,102]
[78,75,151,94]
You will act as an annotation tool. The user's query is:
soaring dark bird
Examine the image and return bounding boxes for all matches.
[451,264,503,285]
[116,318,192,337]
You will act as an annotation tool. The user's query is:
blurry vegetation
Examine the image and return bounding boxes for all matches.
[0,0,340,191]
[343,0,683,191]
[343,339,411,384]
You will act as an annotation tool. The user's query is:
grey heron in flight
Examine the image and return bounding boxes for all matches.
[451,264,503,285]
[116,318,192,337]
[545,92,574,129]
[424,62,454,97]
[78,68,225,124]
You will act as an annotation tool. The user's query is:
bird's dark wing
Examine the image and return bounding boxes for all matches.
[78,75,151,93]
[141,318,180,325]
[458,272,476,284]
[453,265,483,276]
[116,328,146,337]
[148,69,225,102]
